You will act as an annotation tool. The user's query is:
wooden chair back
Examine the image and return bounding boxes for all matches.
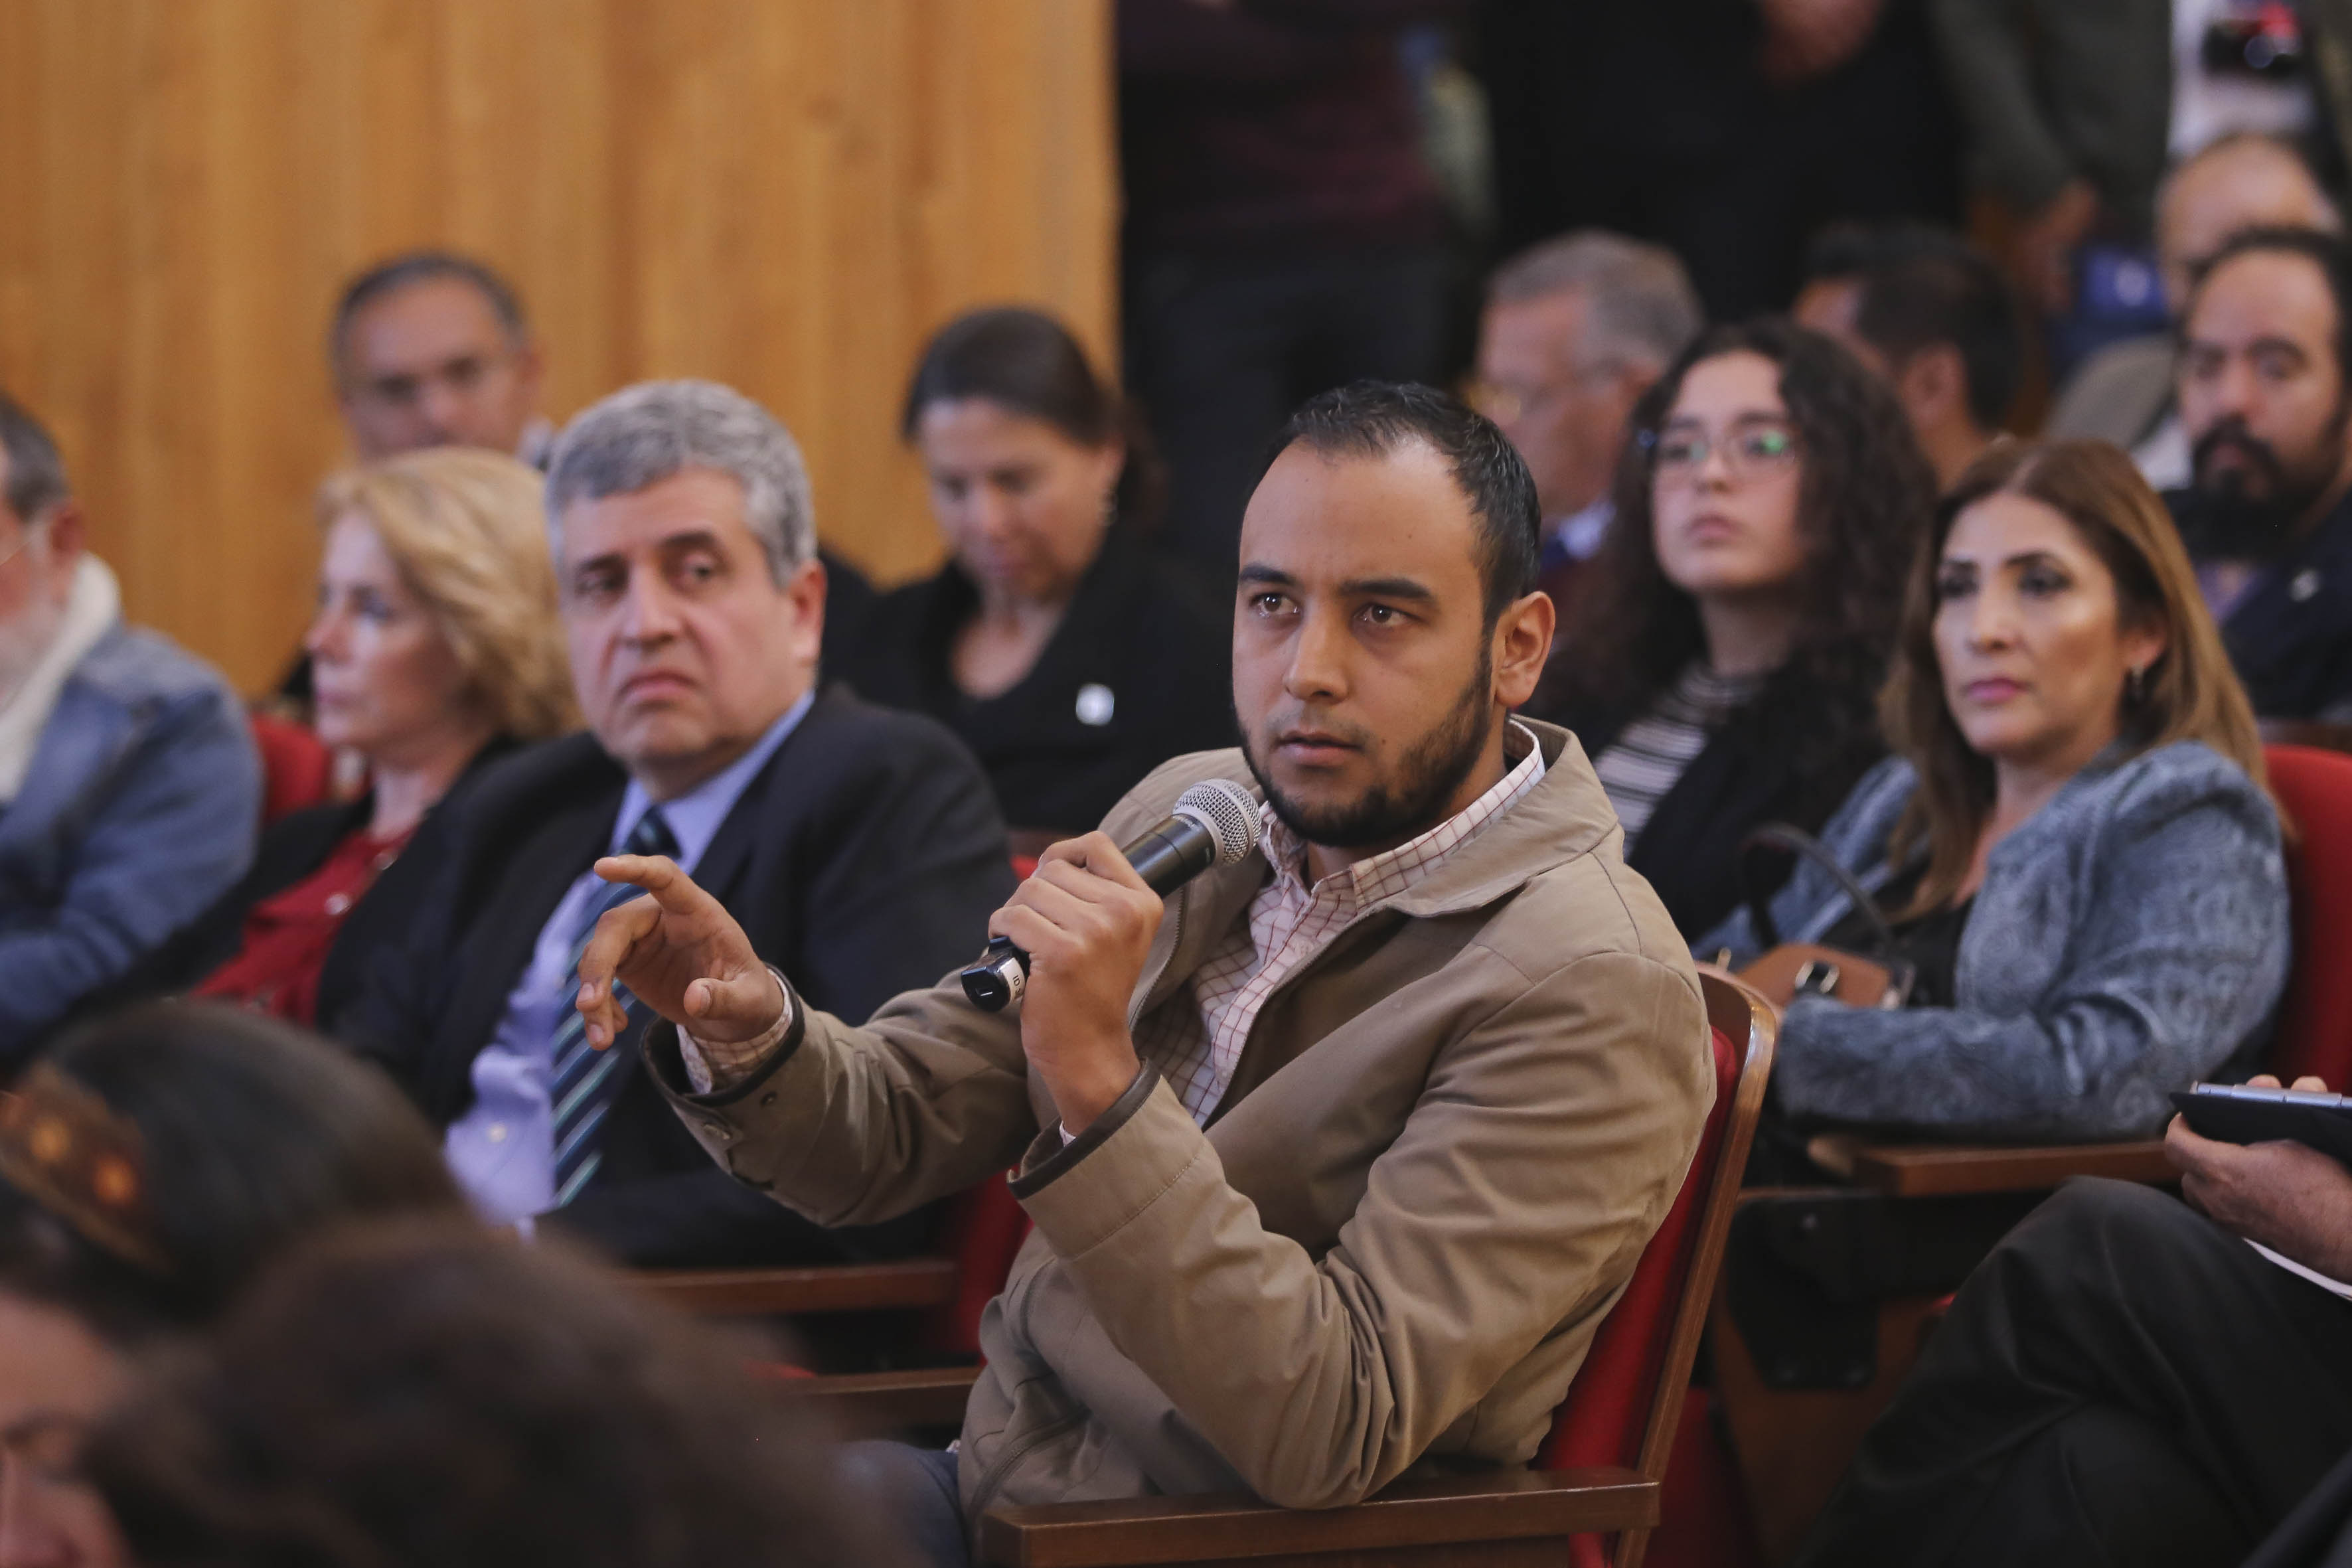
[1540,967,1777,1568]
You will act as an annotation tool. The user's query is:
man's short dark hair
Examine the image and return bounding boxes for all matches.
[2185,224,2352,384]
[329,250,530,376]
[1804,222,2025,432]
[1267,381,1541,624]
[0,390,69,522]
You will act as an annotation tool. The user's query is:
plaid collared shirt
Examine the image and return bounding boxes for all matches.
[1137,723,1547,1122]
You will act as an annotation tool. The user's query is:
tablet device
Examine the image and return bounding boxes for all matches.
[2171,1083,2352,1168]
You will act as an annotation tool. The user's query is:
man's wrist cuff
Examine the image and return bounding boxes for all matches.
[660,967,804,1106]
[1012,1065,1159,1199]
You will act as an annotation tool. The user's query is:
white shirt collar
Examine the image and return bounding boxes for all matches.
[1548,497,1613,562]
[0,557,121,805]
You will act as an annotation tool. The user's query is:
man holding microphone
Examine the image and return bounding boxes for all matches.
[575,382,1712,1564]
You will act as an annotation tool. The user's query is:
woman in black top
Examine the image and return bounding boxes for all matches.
[1528,319,1938,938]
[836,308,1232,840]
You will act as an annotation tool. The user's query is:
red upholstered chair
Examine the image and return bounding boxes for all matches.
[249,714,333,825]
[2260,744,2352,1087]
[947,967,1776,1568]
[918,1171,1032,1357]
[1535,972,1774,1568]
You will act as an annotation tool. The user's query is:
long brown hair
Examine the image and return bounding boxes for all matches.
[1883,439,2270,913]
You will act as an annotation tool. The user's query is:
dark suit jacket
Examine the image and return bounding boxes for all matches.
[119,740,518,1027]
[337,686,1016,1267]
[1542,670,1887,942]
[2181,489,2352,722]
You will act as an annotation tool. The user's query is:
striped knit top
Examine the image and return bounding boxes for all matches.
[1589,661,1766,840]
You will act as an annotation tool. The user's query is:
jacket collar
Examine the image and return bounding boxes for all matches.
[1134,720,1616,1016]
[1373,720,1612,916]
[1227,719,1613,923]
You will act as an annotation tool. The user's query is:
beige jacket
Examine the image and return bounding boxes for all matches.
[647,722,1711,1519]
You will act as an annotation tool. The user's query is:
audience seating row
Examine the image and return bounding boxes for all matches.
[1709,738,2352,1556]
[633,732,2352,1559]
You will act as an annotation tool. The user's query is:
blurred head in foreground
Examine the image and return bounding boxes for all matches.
[0,1004,465,1567]
[87,1223,897,1568]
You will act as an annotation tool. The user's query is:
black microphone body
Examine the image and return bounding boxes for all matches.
[1117,814,1222,894]
[961,783,1256,1011]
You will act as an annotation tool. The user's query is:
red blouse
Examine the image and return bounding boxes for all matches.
[193,824,414,1026]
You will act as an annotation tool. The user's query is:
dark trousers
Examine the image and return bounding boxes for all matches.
[1794,1178,2352,1568]
[2247,1443,2352,1568]
[840,1441,967,1568]
[1126,246,1449,578]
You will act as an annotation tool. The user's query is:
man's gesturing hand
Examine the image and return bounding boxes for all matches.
[573,854,785,1051]
[990,832,1162,1136]
[2167,1075,2352,1283]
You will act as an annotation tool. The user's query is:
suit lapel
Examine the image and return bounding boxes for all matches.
[428,787,621,1115]
[597,695,838,1166]
[2225,506,2352,697]
[680,687,844,908]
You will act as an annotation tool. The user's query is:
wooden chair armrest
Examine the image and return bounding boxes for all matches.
[777,1364,980,1437]
[1808,1135,2175,1196]
[977,1467,1657,1568]
[2260,719,2352,755]
[636,1257,957,1316]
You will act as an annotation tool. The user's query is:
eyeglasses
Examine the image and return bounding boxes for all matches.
[1466,361,1627,426]
[1645,422,1800,483]
[1467,380,1549,426]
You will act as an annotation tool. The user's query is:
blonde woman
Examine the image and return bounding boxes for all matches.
[137,449,575,1026]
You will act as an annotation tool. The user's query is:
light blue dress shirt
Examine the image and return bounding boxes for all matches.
[445,692,814,1227]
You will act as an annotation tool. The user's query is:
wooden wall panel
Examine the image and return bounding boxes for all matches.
[0,0,1115,691]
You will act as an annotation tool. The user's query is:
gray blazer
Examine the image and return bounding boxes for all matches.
[1697,740,2289,1141]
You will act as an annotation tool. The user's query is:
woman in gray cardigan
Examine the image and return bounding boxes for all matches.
[1699,440,2289,1144]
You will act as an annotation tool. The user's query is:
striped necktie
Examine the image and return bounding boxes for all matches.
[548,805,678,1208]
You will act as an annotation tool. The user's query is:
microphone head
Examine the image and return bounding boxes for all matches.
[1171,780,1261,868]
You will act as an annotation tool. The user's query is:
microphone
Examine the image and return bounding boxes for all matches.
[961,779,1261,1012]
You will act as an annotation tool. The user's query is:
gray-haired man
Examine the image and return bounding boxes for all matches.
[340,380,1013,1268]
[1473,231,1702,619]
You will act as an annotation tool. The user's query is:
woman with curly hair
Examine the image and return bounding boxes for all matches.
[1531,318,1938,937]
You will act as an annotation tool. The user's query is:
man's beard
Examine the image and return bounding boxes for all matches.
[2180,411,2350,560]
[1240,649,1496,854]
